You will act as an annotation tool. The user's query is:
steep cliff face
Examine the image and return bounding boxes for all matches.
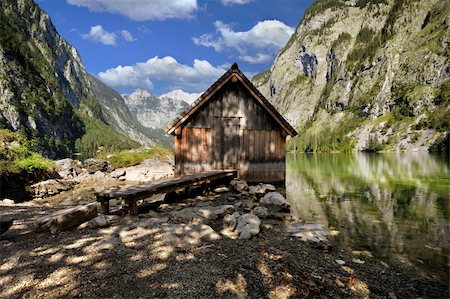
[123,89,189,130]
[254,0,449,152]
[0,0,168,158]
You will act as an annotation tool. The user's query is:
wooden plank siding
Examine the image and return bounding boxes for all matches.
[174,80,286,183]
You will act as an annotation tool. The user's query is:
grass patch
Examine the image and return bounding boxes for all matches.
[0,129,55,176]
[98,146,174,169]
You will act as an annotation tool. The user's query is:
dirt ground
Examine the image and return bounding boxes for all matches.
[0,186,448,299]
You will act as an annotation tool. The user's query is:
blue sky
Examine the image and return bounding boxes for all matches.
[38,0,313,96]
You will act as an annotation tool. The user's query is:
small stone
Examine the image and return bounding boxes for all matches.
[223,212,240,230]
[335,259,346,265]
[249,183,276,197]
[335,278,345,288]
[83,158,114,174]
[230,179,249,192]
[213,186,230,193]
[352,258,365,264]
[260,192,290,212]
[109,169,126,178]
[235,213,261,239]
[89,215,109,228]
[169,208,204,224]
[252,206,268,219]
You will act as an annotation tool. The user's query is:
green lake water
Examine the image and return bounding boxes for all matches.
[286,153,449,281]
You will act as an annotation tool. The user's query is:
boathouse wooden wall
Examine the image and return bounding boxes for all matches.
[174,81,286,183]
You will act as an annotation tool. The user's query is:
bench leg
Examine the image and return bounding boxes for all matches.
[100,200,110,214]
[129,200,138,216]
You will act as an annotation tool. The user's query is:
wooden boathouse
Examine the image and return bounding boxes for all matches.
[166,63,297,183]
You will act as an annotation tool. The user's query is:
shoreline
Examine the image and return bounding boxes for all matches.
[0,178,448,299]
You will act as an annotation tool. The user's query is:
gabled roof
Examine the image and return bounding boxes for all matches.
[166,63,298,137]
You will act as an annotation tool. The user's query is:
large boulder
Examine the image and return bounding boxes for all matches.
[0,219,13,235]
[249,183,276,197]
[235,213,261,239]
[260,192,291,212]
[36,203,98,233]
[30,179,78,199]
[83,158,114,174]
[123,159,173,182]
[55,158,81,179]
[230,179,249,192]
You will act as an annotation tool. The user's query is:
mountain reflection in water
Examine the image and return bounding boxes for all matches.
[286,153,449,280]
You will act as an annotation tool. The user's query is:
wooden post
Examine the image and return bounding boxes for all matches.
[129,199,138,216]
[100,199,109,214]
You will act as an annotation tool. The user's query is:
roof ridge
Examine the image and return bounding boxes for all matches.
[165,64,297,137]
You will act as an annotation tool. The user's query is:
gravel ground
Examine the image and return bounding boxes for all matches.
[0,191,448,299]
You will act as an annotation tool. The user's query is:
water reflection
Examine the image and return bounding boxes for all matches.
[286,153,449,280]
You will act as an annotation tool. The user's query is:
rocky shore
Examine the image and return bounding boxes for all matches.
[0,160,447,298]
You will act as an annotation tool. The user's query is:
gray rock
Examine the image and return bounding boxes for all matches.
[36,203,98,233]
[169,208,204,224]
[109,169,126,178]
[235,213,261,239]
[196,205,234,219]
[122,158,173,182]
[213,186,230,193]
[88,215,109,228]
[249,183,276,197]
[0,219,13,235]
[83,158,114,174]
[30,179,78,199]
[55,158,75,179]
[223,212,240,230]
[2,199,15,205]
[230,179,248,192]
[287,222,328,244]
[260,192,290,212]
[252,206,268,219]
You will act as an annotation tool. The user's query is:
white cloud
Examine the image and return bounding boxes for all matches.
[98,56,226,92]
[120,30,136,42]
[193,20,294,64]
[82,25,137,45]
[82,25,117,45]
[239,53,272,64]
[67,0,198,21]
[221,0,254,6]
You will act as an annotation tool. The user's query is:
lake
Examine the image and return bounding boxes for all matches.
[286,153,449,281]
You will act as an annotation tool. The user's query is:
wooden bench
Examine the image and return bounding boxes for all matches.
[95,170,237,216]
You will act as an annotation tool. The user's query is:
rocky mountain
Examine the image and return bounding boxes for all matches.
[253,0,449,152]
[123,89,190,129]
[159,89,202,105]
[0,0,169,158]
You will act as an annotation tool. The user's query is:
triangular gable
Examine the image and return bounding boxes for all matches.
[166,63,298,137]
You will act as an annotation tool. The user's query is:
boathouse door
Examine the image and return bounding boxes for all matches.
[220,117,240,170]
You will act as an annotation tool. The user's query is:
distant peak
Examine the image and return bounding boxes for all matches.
[159,89,202,104]
[131,88,152,97]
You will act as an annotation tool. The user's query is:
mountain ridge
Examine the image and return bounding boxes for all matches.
[0,0,169,158]
[253,0,449,152]
[122,88,189,130]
